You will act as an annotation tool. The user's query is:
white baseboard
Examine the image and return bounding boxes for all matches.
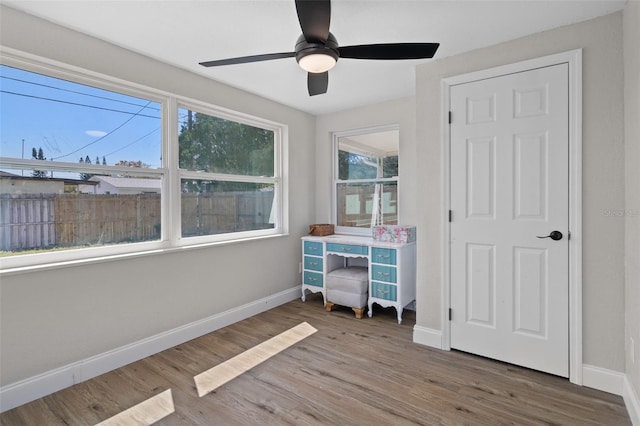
[413,325,444,349]
[0,286,300,413]
[624,375,640,426]
[582,364,625,395]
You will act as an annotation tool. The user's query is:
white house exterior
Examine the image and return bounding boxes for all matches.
[0,171,96,195]
[83,176,161,195]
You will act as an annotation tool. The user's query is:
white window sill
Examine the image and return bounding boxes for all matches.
[0,232,288,277]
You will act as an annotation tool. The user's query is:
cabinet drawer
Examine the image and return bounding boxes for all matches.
[304,256,323,271]
[371,264,397,283]
[371,282,397,301]
[326,243,368,256]
[303,271,323,287]
[304,241,323,255]
[371,247,396,265]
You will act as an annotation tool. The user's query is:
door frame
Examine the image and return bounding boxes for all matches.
[440,49,583,384]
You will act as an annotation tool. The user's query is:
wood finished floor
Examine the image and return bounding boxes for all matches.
[1,294,631,425]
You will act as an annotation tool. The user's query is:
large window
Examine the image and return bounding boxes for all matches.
[0,54,286,269]
[333,127,399,235]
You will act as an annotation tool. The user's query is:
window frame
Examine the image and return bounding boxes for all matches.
[174,99,285,246]
[332,125,400,236]
[0,49,288,271]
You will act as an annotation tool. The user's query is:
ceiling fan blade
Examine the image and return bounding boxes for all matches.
[308,72,328,96]
[199,52,295,67]
[338,43,440,60]
[295,0,331,42]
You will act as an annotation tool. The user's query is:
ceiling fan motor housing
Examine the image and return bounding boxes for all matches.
[295,33,339,67]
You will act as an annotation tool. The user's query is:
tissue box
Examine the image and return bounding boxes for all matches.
[372,225,416,243]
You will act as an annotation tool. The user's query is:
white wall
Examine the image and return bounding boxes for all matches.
[414,12,626,373]
[0,179,64,194]
[623,0,640,411]
[0,6,316,387]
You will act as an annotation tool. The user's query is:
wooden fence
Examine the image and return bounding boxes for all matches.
[0,191,274,252]
[0,194,56,251]
[181,192,274,236]
[0,193,161,252]
[336,184,398,228]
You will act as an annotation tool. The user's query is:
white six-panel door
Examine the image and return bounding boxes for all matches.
[450,64,569,377]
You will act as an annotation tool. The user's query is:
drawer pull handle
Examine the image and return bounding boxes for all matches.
[309,247,318,251]
[309,277,317,282]
[377,272,390,277]
[377,289,389,295]
[342,247,352,252]
[309,261,319,266]
[377,255,390,259]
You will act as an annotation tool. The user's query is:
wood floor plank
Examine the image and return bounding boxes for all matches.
[0,294,632,425]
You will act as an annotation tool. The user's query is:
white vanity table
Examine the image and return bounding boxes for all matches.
[301,234,416,324]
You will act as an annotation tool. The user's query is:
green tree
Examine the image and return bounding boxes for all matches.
[178,112,274,192]
[31,147,48,178]
[382,155,398,178]
[337,151,398,180]
[79,155,93,181]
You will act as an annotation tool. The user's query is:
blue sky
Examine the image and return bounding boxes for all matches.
[0,64,163,169]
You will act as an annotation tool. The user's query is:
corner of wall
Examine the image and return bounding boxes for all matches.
[624,374,640,426]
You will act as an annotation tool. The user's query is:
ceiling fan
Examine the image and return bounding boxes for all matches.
[199,0,439,96]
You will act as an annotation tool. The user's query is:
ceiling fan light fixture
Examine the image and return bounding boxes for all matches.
[198,2,440,96]
[298,53,337,73]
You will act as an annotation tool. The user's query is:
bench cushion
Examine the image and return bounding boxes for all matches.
[326,267,368,294]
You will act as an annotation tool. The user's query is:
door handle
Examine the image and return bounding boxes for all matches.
[536,231,563,241]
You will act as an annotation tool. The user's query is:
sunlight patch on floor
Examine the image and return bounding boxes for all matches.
[194,322,317,397]
[95,389,174,426]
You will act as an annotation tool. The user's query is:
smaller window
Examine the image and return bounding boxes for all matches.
[333,127,399,234]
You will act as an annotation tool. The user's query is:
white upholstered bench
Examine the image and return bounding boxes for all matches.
[325,266,368,319]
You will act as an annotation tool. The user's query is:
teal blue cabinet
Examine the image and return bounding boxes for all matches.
[301,235,416,324]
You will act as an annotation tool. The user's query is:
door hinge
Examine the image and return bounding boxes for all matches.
[448,210,452,222]
[448,111,452,124]
[567,231,571,240]
[449,308,452,321]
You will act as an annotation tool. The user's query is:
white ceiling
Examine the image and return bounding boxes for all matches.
[4,0,626,115]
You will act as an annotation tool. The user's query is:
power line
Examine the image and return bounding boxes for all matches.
[0,75,161,111]
[104,127,160,159]
[52,101,154,160]
[0,90,159,119]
